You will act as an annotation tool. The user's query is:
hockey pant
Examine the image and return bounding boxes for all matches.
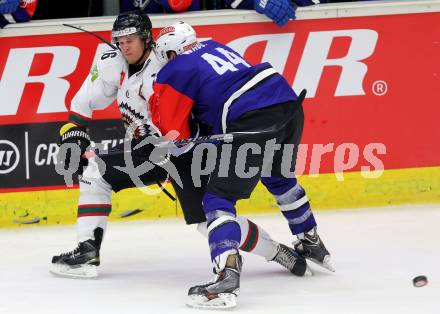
[75,148,280,262]
[202,97,317,268]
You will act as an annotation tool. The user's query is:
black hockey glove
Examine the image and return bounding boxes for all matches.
[177,118,201,155]
[131,135,170,166]
[58,123,90,175]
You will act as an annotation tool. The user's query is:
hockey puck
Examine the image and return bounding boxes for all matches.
[413,275,428,287]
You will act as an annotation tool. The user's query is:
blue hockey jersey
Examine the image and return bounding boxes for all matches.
[150,40,297,139]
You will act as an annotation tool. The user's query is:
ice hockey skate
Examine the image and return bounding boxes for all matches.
[294,227,335,272]
[271,243,312,276]
[187,254,241,309]
[50,228,102,279]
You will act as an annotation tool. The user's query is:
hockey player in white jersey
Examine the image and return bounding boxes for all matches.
[50,11,311,280]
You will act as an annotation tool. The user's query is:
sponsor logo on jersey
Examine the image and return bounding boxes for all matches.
[138,83,146,100]
[120,71,126,87]
[20,0,37,8]
[90,64,99,82]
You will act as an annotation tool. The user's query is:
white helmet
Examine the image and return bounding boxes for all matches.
[155,21,197,64]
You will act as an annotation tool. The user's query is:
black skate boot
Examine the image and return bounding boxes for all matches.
[50,227,103,279]
[271,243,312,276]
[294,227,334,272]
[187,254,242,309]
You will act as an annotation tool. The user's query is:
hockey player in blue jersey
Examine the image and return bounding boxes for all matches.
[150,22,334,309]
[51,11,311,280]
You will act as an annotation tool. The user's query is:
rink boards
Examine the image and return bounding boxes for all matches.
[1,2,440,227]
[1,166,440,228]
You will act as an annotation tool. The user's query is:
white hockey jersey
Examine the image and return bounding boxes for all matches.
[69,48,163,139]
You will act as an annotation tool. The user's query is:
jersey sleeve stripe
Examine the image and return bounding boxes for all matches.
[69,112,91,127]
[221,67,277,133]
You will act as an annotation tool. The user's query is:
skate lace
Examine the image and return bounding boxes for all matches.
[275,245,296,269]
[59,245,81,258]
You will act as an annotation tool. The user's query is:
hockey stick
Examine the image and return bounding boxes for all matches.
[98,132,236,156]
[62,23,118,50]
[101,126,280,156]
[155,125,282,149]
[156,133,234,149]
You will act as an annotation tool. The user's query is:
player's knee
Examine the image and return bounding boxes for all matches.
[202,192,237,217]
[79,173,111,194]
[261,177,298,196]
[207,215,240,240]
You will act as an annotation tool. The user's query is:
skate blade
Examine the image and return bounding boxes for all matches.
[304,265,313,276]
[50,263,98,279]
[186,292,238,310]
[309,255,335,272]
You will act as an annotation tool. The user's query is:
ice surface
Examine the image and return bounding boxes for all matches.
[1,205,439,314]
